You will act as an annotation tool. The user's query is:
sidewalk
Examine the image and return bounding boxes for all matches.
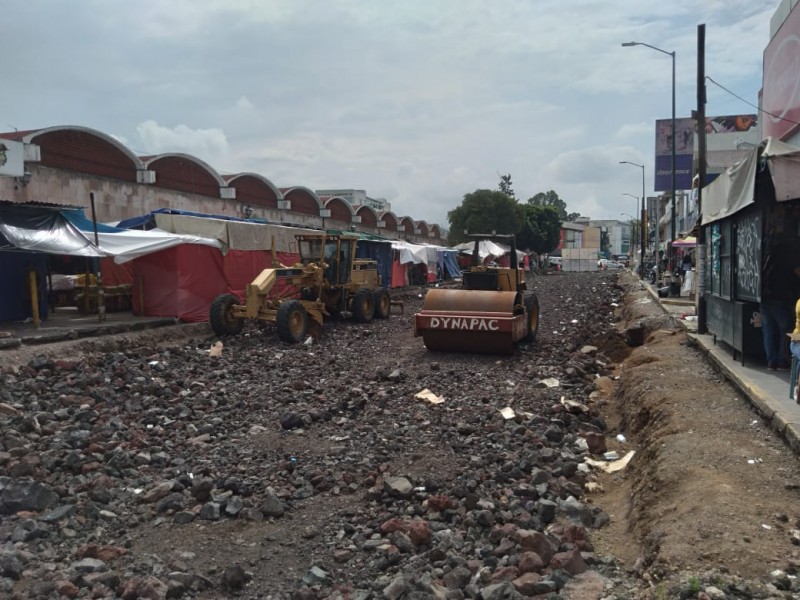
[0,307,182,349]
[638,276,800,453]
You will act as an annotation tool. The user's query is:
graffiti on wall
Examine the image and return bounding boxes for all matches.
[735,213,761,301]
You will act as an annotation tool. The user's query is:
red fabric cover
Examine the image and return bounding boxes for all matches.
[100,258,133,286]
[222,250,271,297]
[132,245,226,322]
[131,246,305,323]
[391,256,407,288]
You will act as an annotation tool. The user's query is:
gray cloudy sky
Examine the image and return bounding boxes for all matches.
[2,0,774,228]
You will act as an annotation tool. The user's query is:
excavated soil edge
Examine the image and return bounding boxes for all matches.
[589,274,800,598]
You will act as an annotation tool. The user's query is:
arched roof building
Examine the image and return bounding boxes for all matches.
[279,186,323,216]
[324,197,355,222]
[399,216,416,236]
[2,125,144,182]
[355,205,379,228]
[223,173,282,209]
[379,211,399,232]
[0,125,446,242]
[141,153,226,198]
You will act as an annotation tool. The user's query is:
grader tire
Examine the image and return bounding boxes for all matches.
[209,294,244,337]
[276,300,309,343]
[351,289,375,323]
[523,294,540,343]
[373,289,391,319]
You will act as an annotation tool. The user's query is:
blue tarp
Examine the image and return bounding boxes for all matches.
[0,251,48,323]
[355,239,392,289]
[439,250,461,278]
[61,208,125,233]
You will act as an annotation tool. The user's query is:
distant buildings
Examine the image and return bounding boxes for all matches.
[316,189,391,212]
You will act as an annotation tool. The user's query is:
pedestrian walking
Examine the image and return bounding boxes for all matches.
[760,245,800,370]
[789,296,800,401]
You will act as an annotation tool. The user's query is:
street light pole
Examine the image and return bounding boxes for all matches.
[620,200,638,268]
[622,41,676,270]
[619,161,646,278]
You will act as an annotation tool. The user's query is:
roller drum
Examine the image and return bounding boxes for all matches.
[414,289,527,354]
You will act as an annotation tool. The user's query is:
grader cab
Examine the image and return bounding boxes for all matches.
[413,234,540,354]
[209,233,391,342]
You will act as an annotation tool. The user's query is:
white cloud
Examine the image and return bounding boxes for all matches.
[135,121,230,162]
[235,96,254,111]
[615,122,653,140]
[0,0,781,227]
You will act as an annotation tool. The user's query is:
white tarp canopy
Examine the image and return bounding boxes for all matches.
[763,137,800,201]
[153,212,318,252]
[452,239,507,259]
[96,228,222,263]
[391,240,439,265]
[0,205,223,263]
[451,239,526,262]
[702,137,800,225]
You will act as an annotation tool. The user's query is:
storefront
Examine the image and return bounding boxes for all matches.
[704,139,800,365]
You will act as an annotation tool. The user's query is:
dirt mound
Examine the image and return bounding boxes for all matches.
[590,274,800,597]
[592,330,634,363]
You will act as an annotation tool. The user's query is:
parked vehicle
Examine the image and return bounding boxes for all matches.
[598,258,625,270]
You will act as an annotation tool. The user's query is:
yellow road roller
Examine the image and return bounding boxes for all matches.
[413,234,540,354]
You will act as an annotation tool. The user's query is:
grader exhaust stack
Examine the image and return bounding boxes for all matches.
[413,234,539,354]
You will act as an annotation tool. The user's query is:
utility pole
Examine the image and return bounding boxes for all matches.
[695,24,707,333]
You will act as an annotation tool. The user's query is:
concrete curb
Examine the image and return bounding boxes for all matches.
[626,268,800,454]
[1,317,184,351]
[688,333,800,454]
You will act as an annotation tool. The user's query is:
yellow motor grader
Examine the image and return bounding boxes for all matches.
[413,234,540,354]
[209,233,390,342]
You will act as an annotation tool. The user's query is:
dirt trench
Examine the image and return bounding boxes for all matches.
[588,274,800,596]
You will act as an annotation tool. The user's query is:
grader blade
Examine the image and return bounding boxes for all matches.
[413,289,527,355]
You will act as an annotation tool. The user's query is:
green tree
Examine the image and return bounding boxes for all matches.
[517,204,562,254]
[527,190,568,220]
[447,189,524,245]
[498,174,515,198]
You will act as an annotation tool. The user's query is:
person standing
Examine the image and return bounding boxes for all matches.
[681,251,693,275]
[760,247,800,370]
[790,296,800,401]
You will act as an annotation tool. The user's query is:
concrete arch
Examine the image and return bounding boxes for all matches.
[224,172,282,209]
[356,204,379,227]
[379,211,399,231]
[325,197,355,221]
[416,221,429,237]
[17,125,145,181]
[429,224,442,238]
[280,186,323,216]
[399,216,416,234]
[142,153,225,197]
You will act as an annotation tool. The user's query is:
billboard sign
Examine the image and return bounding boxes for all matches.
[0,139,25,177]
[704,114,757,134]
[763,3,800,140]
[654,117,694,192]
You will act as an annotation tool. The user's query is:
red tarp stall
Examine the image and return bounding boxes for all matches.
[131,246,300,322]
[391,256,408,288]
[100,258,134,286]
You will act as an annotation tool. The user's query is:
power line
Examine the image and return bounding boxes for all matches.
[706,75,800,127]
